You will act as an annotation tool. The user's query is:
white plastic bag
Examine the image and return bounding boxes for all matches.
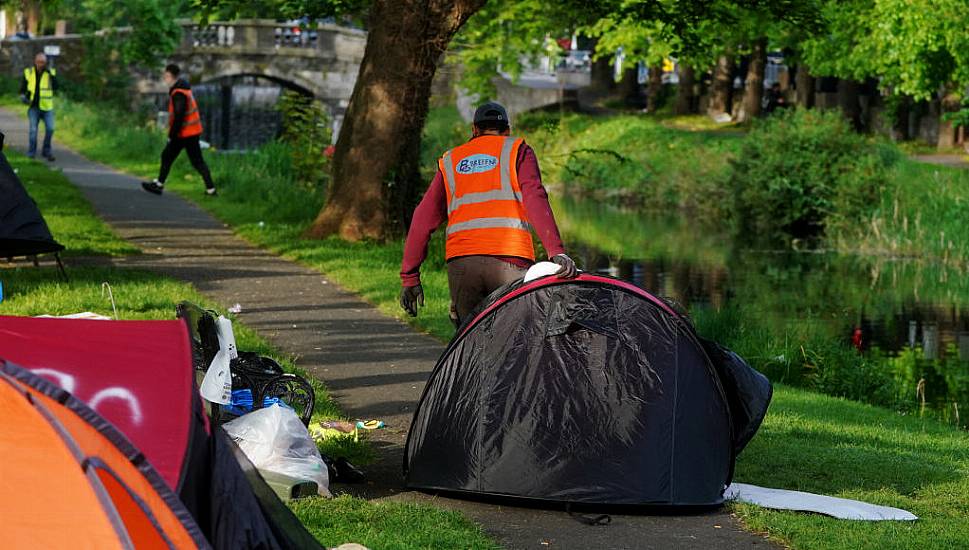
[199,315,237,405]
[223,404,331,497]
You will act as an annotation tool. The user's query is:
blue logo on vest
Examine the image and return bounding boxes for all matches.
[456,154,498,175]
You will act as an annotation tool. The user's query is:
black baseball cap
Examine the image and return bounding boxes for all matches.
[473,102,509,125]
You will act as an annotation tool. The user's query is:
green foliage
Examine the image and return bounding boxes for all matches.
[419,105,467,181]
[455,0,823,97]
[692,306,902,410]
[846,155,969,263]
[58,0,184,66]
[802,0,969,101]
[27,0,186,107]
[942,96,969,130]
[518,112,740,215]
[730,108,899,241]
[73,34,136,106]
[277,91,332,190]
[194,0,368,21]
[451,1,576,97]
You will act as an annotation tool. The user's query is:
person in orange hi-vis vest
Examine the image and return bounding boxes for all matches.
[400,102,578,327]
[142,64,217,196]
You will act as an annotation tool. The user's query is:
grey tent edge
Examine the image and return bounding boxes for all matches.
[0,150,66,276]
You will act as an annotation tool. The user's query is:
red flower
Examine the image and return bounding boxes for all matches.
[324,145,336,158]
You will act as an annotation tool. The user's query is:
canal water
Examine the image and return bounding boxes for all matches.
[555,197,969,428]
[191,75,302,151]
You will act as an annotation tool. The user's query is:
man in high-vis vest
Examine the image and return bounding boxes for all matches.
[142,64,217,196]
[400,102,577,327]
[19,53,57,161]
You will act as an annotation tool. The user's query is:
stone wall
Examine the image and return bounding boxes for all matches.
[0,33,88,83]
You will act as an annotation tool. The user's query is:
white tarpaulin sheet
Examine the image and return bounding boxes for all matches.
[725,483,918,521]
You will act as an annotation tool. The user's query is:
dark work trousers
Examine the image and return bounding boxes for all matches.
[158,135,215,190]
[447,255,530,327]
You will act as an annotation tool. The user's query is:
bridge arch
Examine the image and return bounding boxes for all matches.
[187,73,327,151]
[198,72,314,98]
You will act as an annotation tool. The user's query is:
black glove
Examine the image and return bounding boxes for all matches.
[20,94,29,105]
[551,254,578,279]
[399,284,424,317]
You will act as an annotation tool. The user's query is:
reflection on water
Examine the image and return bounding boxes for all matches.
[555,196,969,426]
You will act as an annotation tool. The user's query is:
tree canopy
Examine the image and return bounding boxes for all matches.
[801,0,969,100]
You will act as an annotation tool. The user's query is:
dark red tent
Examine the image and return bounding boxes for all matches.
[0,316,324,549]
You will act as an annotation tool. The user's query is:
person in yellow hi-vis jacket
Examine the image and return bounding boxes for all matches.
[19,52,57,161]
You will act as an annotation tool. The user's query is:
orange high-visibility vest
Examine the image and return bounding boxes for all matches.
[440,135,535,261]
[168,88,203,139]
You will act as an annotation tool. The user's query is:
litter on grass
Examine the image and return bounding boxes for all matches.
[725,483,918,521]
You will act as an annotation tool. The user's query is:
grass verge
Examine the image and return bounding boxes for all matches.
[7,99,969,549]
[0,149,497,550]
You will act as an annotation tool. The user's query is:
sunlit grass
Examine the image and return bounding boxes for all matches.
[8,151,138,256]
[732,385,969,550]
[8,97,969,550]
[0,101,497,548]
[290,495,500,550]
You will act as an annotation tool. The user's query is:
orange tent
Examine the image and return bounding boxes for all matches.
[0,316,326,549]
[0,361,209,549]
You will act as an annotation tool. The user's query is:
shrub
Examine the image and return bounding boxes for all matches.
[277,91,332,190]
[729,108,900,242]
[536,115,738,215]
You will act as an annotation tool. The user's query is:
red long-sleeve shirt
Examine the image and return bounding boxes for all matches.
[400,141,566,287]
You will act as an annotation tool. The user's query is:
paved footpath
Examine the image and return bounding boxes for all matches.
[0,108,774,550]
[911,153,969,169]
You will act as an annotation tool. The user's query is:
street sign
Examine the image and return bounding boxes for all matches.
[43,45,61,56]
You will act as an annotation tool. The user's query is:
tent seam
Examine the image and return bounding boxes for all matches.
[0,368,137,550]
[1,360,211,549]
[84,457,179,550]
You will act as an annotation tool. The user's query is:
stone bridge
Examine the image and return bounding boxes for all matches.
[0,20,585,144]
[1,20,366,139]
[158,20,366,121]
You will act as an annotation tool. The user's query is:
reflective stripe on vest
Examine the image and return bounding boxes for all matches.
[440,135,535,260]
[169,89,203,138]
[24,67,55,111]
[446,217,531,235]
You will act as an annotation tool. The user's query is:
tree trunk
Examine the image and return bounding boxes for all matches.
[890,95,911,141]
[794,63,815,108]
[674,64,696,115]
[645,63,663,113]
[619,66,642,107]
[23,0,40,34]
[838,79,862,131]
[736,38,767,123]
[578,39,616,107]
[588,39,615,96]
[305,0,486,241]
[939,88,961,149]
[707,54,734,118]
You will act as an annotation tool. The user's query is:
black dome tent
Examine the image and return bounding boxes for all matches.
[0,150,66,275]
[404,273,771,507]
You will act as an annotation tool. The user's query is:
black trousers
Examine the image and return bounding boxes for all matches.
[158,135,215,190]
